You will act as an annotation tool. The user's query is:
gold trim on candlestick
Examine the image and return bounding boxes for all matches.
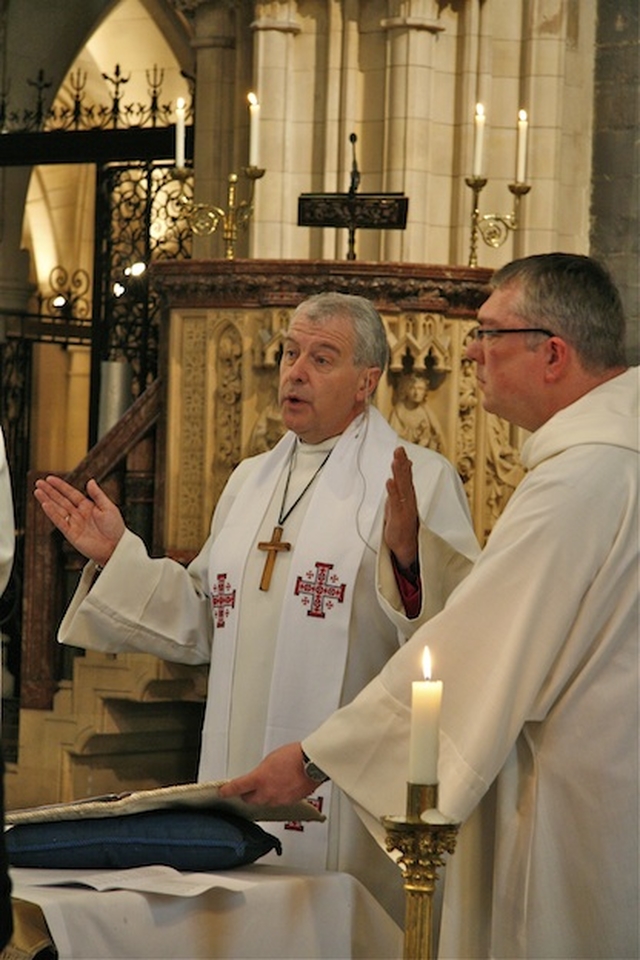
[406,782,438,820]
[382,782,460,960]
[465,176,531,267]
[174,165,266,260]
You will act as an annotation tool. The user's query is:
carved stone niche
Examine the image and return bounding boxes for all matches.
[151,259,524,550]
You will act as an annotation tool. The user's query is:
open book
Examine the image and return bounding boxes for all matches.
[6,780,325,826]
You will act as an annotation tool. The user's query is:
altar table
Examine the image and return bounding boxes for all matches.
[7,863,403,959]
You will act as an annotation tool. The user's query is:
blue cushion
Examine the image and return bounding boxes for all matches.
[6,808,282,870]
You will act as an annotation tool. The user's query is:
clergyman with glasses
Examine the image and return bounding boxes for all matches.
[221,253,639,960]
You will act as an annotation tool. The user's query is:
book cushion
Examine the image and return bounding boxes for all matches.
[6,808,282,870]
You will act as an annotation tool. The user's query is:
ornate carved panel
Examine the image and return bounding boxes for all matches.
[157,259,523,551]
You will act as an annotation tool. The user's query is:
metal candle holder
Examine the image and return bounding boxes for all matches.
[382,783,460,960]
[465,176,531,267]
[176,166,265,259]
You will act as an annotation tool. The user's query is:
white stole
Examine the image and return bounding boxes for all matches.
[205,409,398,866]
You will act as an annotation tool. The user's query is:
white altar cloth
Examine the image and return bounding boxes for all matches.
[10,863,403,959]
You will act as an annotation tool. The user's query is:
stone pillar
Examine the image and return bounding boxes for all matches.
[189,0,238,259]
[250,1,301,258]
[381,0,445,263]
[0,171,34,335]
[66,347,92,465]
[452,0,483,267]
[591,0,639,364]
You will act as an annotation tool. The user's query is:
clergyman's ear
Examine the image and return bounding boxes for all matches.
[364,367,382,398]
[544,336,570,382]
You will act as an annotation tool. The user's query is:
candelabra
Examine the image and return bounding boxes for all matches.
[175,166,265,260]
[465,177,531,267]
[382,783,460,960]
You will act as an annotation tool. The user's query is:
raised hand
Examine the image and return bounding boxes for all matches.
[33,475,125,567]
[383,446,419,569]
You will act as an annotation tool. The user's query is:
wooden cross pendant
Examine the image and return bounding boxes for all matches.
[257,526,292,591]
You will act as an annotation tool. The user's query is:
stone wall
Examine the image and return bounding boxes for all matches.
[591,0,639,363]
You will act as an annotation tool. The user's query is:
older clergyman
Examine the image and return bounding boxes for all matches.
[35,291,479,925]
[220,254,639,960]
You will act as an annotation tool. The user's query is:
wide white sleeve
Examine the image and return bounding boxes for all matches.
[377,446,479,634]
[58,527,215,664]
[0,428,14,598]
[307,448,636,826]
[58,456,259,664]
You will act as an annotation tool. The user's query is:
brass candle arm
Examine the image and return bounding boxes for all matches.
[466,176,531,267]
[174,165,266,259]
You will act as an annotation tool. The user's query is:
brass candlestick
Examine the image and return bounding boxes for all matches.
[175,166,265,259]
[382,783,460,960]
[465,176,531,267]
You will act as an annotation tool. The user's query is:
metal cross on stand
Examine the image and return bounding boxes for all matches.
[297,134,409,260]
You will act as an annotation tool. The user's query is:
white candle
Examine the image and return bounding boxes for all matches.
[248,92,260,167]
[473,103,485,177]
[409,647,443,784]
[175,97,186,169]
[516,109,528,183]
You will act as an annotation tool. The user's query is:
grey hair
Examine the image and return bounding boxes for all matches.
[491,253,627,371]
[289,292,390,371]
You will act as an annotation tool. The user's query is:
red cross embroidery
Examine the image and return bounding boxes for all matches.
[294,562,346,618]
[284,795,325,832]
[210,573,236,628]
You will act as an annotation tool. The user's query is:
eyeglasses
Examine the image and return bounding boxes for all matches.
[470,327,556,342]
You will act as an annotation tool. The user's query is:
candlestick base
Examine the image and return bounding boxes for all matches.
[383,783,460,960]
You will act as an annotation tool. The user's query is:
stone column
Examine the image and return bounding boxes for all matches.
[0,169,34,336]
[250,1,301,258]
[380,0,445,262]
[591,0,639,363]
[187,0,239,259]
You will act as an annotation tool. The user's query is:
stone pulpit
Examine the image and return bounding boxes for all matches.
[151,258,525,552]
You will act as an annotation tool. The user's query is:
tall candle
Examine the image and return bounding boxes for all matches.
[248,92,260,167]
[516,109,528,183]
[175,97,186,169]
[409,647,443,784]
[473,103,485,177]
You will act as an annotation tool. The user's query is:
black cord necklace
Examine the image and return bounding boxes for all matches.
[257,447,332,591]
[277,448,333,524]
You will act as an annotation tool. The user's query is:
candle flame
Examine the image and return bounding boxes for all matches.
[248,91,259,107]
[176,97,185,112]
[518,109,527,122]
[422,646,432,681]
[475,102,485,118]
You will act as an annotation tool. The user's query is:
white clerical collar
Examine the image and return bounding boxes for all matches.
[295,412,366,458]
[296,434,339,458]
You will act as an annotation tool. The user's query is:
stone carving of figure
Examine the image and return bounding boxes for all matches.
[248,390,285,455]
[389,374,446,455]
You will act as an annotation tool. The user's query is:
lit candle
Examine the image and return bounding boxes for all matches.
[248,92,260,167]
[175,97,186,169]
[409,647,443,784]
[473,103,485,177]
[516,109,528,183]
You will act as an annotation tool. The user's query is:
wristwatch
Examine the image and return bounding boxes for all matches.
[301,748,329,784]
